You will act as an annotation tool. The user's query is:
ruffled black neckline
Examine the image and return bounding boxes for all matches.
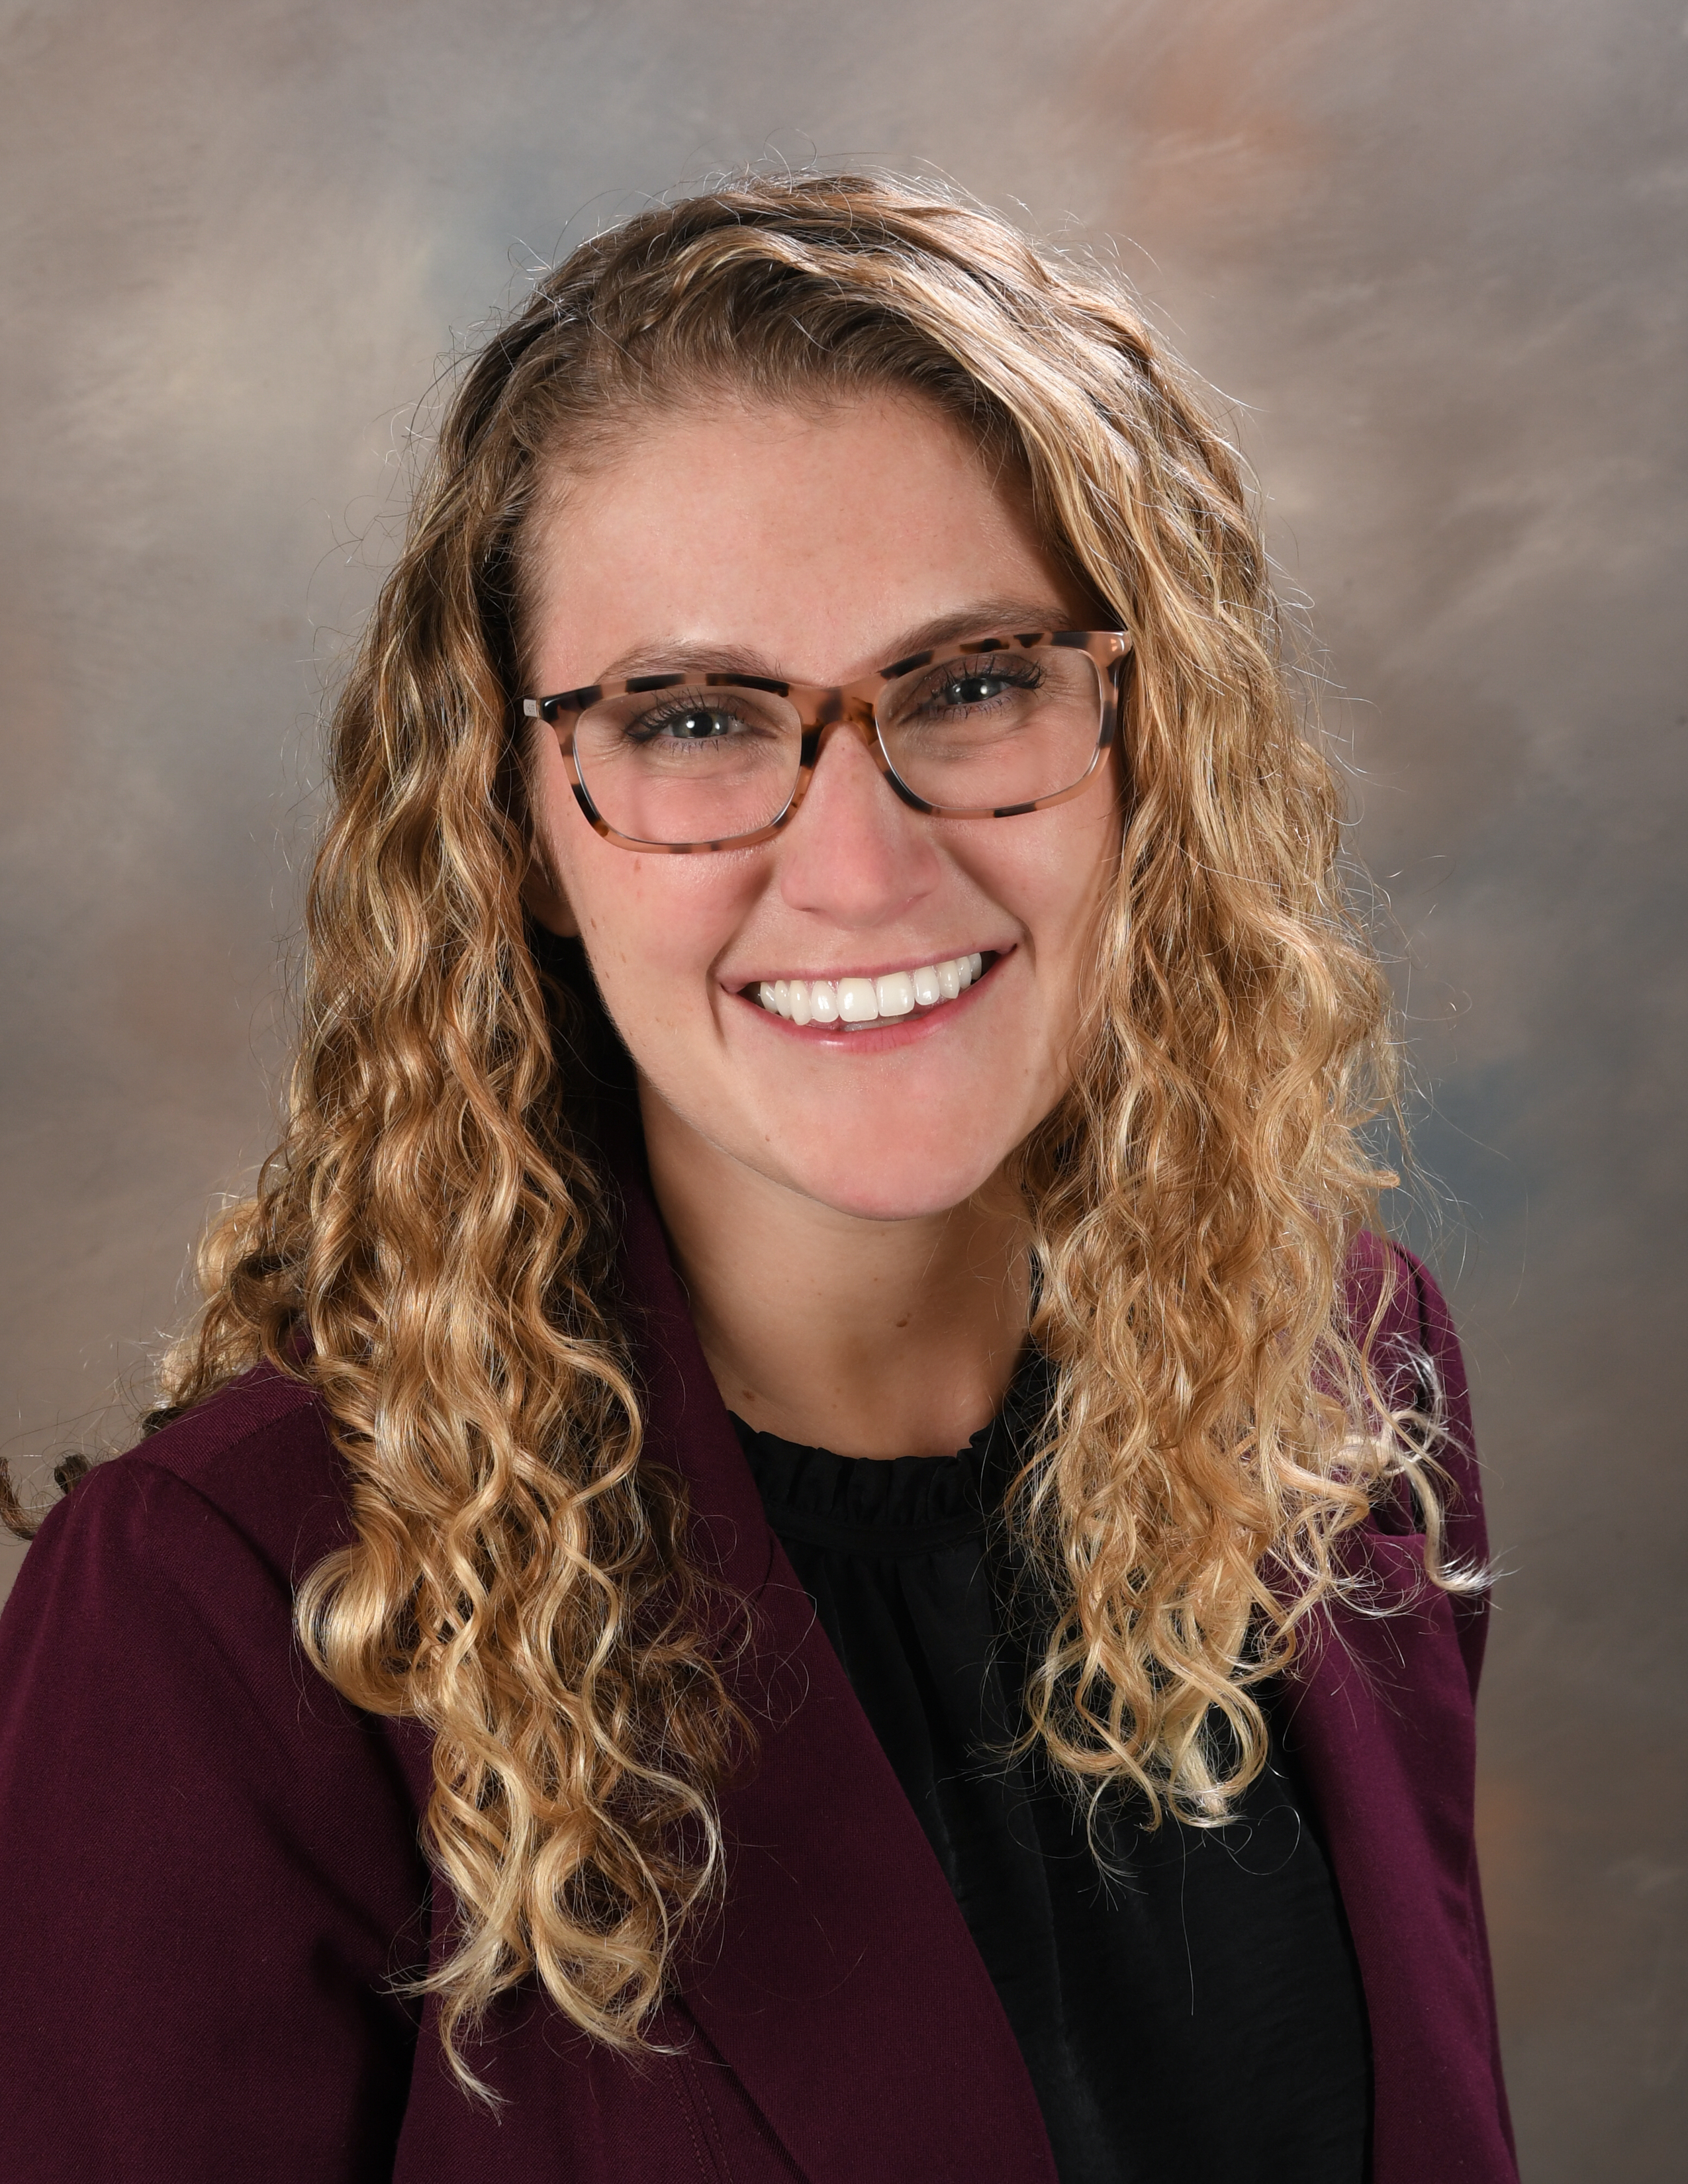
[730,1351,1049,1557]
[729,1412,999,1556]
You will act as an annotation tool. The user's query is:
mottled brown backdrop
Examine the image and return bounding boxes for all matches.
[3,1,1683,2173]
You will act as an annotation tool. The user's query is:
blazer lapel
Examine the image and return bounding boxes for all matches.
[614,1152,1058,2184]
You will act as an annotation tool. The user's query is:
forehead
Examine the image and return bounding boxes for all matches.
[520,392,1084,689]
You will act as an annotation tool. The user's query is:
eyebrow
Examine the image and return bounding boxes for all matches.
[585,598,1080,688]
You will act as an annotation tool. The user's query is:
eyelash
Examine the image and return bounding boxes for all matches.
[912,658,1045,711]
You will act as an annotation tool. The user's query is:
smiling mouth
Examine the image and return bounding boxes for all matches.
[745,951,995,1028]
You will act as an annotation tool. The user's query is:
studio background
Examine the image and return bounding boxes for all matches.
[2,1,1683,2173]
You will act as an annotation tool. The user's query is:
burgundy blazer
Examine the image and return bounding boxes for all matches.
[0,1164,1517,2183]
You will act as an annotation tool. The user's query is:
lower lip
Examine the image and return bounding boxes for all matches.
[733,951,1008,1052]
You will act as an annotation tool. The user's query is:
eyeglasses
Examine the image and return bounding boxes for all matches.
[522,627,1131,854]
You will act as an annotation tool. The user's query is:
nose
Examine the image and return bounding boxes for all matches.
[774,716,943,929]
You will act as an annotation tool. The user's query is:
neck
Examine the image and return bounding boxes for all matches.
[639,1080,1031,1460]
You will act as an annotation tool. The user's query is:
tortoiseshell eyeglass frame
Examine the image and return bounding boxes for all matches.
[520,627,1133,854]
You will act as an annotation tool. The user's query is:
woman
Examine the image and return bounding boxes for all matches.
[0,174,1515,2182]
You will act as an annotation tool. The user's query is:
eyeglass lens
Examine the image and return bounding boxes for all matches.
[571,646,1105,846]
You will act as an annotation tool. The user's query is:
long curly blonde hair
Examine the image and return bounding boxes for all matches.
[150,171,1456,2081]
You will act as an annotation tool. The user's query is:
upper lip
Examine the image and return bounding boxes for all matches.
[727,946,1005,995]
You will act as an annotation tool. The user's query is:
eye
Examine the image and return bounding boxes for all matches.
[630,702,749,743]
[919,657,1043,715]
[939,670,1014,707]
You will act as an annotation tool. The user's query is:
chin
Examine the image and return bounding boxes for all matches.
[775,1144,1011,1224]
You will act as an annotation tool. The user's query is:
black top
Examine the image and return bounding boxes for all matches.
[733,1384,1372,2184]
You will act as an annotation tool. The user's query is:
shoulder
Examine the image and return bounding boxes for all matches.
[1344,1232,1475,1456]
[0,1370,432,2176]
[1344,1234,1491,1642]
[1344,1232,1463,1377]
[1,1359,429,1849]
[128,1355,344,1527]
[49,1359,353,1596]
[3,1362,359,1735]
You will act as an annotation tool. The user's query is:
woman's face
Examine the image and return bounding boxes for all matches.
[524,392,1123,1224]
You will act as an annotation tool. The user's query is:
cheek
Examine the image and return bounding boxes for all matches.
[552,833,754,1050]
[988,791,1122,970]
[534,747,669,972]
[569,862,690,996]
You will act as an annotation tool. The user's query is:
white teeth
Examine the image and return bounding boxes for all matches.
[754,954,992,1026]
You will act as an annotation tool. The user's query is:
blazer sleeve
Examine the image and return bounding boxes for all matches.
[0,1449,430,2183]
